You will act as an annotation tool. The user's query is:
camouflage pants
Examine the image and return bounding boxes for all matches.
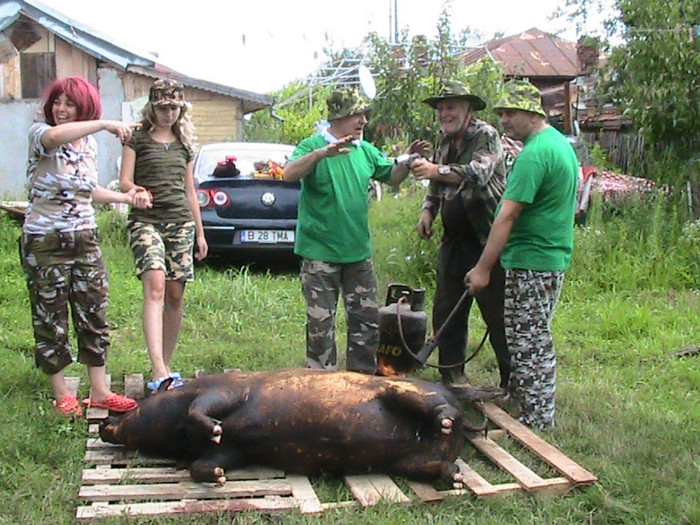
[21,229,110,375]
[300,258,379,374]
[128,220,195,282]
[504,269,565,430]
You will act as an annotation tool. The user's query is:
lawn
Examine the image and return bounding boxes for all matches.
[0,187,698,524]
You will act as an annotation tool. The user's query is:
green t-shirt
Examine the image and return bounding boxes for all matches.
[500,126,578,271]
[290,134,393,263]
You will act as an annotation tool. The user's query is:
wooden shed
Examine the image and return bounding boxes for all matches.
[0,0,273,195]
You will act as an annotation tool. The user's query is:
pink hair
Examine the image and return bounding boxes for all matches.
[42,77,102,125]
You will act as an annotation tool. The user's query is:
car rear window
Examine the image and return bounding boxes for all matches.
[195,144,294,181]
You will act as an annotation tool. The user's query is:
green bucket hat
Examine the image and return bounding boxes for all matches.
[493,80,546,117]
[327,87,370,121]
[422,80,486,111]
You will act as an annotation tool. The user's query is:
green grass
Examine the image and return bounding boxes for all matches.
[0,191,698,524]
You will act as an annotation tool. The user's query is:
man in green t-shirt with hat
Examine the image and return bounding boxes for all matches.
[466,79,579,430]
[284,87,414,374]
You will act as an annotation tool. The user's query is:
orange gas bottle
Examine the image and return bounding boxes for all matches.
[376,284,427,376]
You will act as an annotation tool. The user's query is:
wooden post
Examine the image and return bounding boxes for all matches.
[563,81,572,135]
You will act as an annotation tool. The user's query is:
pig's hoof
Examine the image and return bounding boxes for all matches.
[440,417,454,435]
[452,471,464,489]
[214,467,226,485]
[211,424,223,443]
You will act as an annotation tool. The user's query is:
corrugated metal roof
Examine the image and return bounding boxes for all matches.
[462,28,581,79]
[127,66,272,114]
[0,0,272,110]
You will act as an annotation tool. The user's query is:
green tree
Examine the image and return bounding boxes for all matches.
[243,81,332,145]
[365,10,505,153]
[608,0,699,163]
[558,0,700,178]
[244,9,507,154]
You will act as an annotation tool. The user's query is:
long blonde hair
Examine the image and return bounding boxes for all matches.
[140,100,198,152]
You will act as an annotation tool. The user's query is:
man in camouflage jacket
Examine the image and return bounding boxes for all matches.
[411,80,510,388]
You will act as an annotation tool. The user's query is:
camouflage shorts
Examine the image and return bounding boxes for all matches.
[128,221,195,282]
[21,229,110,375]
[504,269,565,430]
[300,258,379,374]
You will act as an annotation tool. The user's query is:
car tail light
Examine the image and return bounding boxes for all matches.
[197,189,231,208]
[196,189,211,208]
[212,190,230,206]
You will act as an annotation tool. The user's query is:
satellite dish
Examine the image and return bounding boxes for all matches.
[358,64,376,100]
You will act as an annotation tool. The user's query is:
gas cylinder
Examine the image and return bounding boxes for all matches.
[376,284,427,376]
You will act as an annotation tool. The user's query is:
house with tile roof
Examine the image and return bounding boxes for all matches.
[461,28,584,135]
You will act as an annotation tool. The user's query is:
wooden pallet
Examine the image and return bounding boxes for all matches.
[72,374,597,520]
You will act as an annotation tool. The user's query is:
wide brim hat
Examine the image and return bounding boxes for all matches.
[493,80,546,117]
[422,80,486,111]
[327,87,370,121]
[149,79,185,107]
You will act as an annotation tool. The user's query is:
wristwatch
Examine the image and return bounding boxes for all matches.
[437,165,451,175]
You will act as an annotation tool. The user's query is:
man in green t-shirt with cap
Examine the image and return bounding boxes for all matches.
[284,87,413,374]
[466,79,579,430]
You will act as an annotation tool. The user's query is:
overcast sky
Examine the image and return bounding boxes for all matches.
[44,0,611,93]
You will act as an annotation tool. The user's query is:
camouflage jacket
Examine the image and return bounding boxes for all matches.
[422,117,506,245]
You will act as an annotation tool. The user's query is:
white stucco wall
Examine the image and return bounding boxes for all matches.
[0,100,40,199]
[0,67,126,200]
[95,67,126,188]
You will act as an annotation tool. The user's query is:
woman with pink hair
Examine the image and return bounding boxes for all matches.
[21,76,151,417]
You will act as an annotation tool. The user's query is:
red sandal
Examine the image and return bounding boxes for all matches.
[82,393,137,413]
[53,394,83,417]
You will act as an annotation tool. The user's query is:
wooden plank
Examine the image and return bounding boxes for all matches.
[287,474,323,514]
[344,475,383,507]
[65,376,81,396]
[366,474,410,503]
[440,482,522,498]
[124,373,145,399]
[344,474,410,507]
[85,374,110,420]
[480,402,598,485]
[530,477,579,498]
[79,478,292,502]
[86,438,122,449]
[82,466,190,485]
[84,449,175,466]
[82,465,285,485]
[468,433,550,492]
[408,481,443,503]
[454,458,499,498]
[76,496,299,520]
[486,429,507,441]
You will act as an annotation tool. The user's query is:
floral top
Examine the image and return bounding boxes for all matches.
[24,123,98,235]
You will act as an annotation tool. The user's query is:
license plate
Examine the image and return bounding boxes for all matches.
[240,230,295,244]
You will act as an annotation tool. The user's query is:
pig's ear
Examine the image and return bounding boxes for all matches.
[157,377,175,393]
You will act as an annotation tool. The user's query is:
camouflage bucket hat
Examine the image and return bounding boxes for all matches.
[422,80,486,111]
[493,80,546,117]
[327,88,370,121]
[149,79,185,107]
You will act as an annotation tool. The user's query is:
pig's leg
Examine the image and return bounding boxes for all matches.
[187,389,250,444]
[389,455,464,489]
[382,384,462,435]
[189,448,247,485]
